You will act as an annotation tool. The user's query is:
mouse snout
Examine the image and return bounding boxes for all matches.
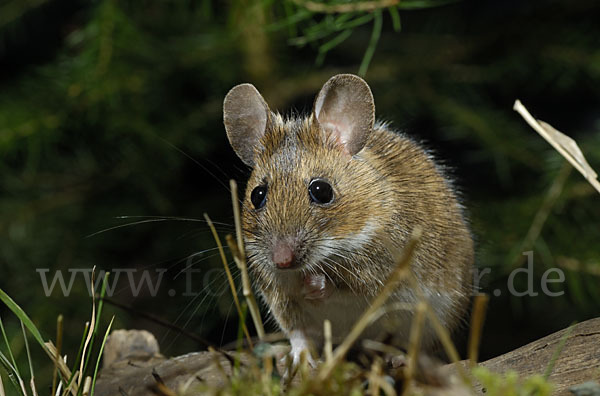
[272,241,296,269]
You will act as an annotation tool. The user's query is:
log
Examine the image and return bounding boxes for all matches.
[94,318,600,395]
[449,317,600,395]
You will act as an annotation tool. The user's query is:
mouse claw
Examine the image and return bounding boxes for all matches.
[280,348,317,383]
[280,330,318,381]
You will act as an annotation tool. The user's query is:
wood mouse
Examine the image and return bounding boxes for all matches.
[223,74,473,365]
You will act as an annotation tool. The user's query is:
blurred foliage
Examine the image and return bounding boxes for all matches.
[0,0,599,391]
[472,366,553,396]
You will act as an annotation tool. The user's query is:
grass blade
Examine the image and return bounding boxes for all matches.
[0,290,47,353]
[64,322,89,392]
[0,316,20,378]
[90,316,114,396]
[20,322,37,396]
[79,271,109,392]
[0,350,24,395]
[52,315,63,396]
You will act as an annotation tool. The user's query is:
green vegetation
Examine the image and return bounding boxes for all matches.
[472,367,553,396]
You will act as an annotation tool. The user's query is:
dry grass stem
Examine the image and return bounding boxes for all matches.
[262,355,274,396]
[400,265,469,381]
[468,294,489,366]
[225,235,265,342]
[323,319,333,363]
[318,227,421,381]
[513,99,600,195]
[229,179,266,340]
[21,320,37,396]
[361,339,404,357]
[403,301,427,394]
[82,376,91,396]
[424,308,467,382]
[51,314,63,396]
[0,373,5,396]
[29,378,38,396]
[78,266,97,388]
[368,358,396,396]
[367,358,382,396]
[44,342,75,395]
[204,213,253,348]
[63,370,79,396]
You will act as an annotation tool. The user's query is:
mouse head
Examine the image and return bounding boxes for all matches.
[223,74,386,279]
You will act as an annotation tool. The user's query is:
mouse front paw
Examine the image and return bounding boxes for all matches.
[281,329,318,380]
[288,344,317,369]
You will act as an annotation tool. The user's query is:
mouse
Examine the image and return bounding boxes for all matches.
[223,74,474,366]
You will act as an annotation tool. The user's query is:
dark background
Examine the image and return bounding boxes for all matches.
[1,0,599,388]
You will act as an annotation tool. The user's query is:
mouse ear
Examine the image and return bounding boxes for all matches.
[223,83,270,167]
[313,74,375,156]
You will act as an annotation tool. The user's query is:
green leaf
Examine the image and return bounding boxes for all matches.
[0,289,47,353]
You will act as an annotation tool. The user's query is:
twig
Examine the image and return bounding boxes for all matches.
[229,179,265,340]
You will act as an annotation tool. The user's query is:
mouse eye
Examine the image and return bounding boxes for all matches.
[250,185,268,209]
[308,179,334,205]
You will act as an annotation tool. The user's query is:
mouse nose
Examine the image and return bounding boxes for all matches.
[272,242,295,269]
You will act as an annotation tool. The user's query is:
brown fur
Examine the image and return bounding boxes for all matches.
[225,75,473,352]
